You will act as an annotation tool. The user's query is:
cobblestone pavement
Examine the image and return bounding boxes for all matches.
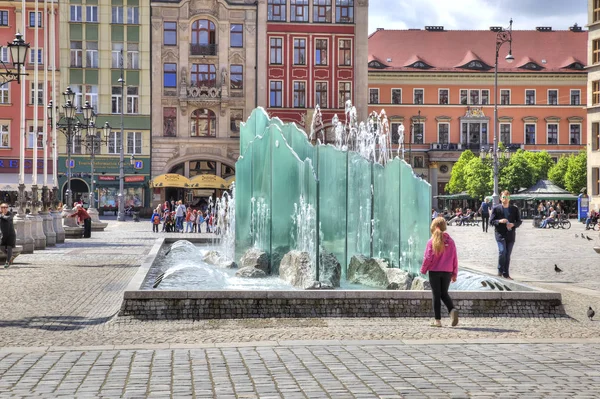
[1,218,600,397]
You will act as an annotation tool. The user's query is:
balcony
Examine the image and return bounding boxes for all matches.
[429,143,460,151]
[185,84,221,101]
[190,44,217,56]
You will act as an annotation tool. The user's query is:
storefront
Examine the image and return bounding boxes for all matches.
[0,158,54,206]
[150,173,233,210]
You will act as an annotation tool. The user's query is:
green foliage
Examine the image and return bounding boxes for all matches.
[499,150,534,193]
[446,150,475,194]
[464,157,492,199]
[548,156,569,189]
[564,151,587,194]
[523,151,554,183]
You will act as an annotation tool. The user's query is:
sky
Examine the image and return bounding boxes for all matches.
[368,0,588,34]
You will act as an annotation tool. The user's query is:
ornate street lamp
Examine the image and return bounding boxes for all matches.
[1,33,30,84]
[82,121,109,212]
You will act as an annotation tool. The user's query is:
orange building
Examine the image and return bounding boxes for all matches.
[367,25,587,204]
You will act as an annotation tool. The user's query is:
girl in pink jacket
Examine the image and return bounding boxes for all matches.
[420,216,459,327]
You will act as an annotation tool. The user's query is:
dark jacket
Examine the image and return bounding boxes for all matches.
[489,204,522,241]
[0,211,16,237]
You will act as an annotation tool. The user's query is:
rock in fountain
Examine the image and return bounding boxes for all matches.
[240,247,270,274]
[410,276,431,290]
[347,255,412,290]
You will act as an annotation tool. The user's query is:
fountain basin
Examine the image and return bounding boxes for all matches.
[118,238,566,320]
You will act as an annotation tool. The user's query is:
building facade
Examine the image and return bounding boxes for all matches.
[368,26,587,207]
[262,0,368,135]
[588,0,600,211]
[0,0,59,203]
[58,0,151,211]
[150,0,258,207]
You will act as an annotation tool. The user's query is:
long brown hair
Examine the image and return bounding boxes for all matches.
[430,216,447,254]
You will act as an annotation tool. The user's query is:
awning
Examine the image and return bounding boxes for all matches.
[0,174,54,191]
[434,192,473,200]
[149,174,191,188]
[510,180,578,201]
[189,174,228,189]
[225,175,235,188]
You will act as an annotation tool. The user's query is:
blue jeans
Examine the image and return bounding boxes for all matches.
[185,221,193,232]
[495,236,515,277]
[175,216,184,231]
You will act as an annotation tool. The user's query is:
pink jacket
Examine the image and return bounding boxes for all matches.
[420,232,458,279]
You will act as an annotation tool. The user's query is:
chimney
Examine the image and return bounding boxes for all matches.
[490,26,502,32]
[536,26,552,32]
[425,26,444,31]
[570,23,583,32]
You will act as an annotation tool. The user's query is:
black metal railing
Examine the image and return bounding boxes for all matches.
[190,43,217,56]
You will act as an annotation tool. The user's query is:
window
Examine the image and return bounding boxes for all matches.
[108,131,121,154]
[163,107,177,137]
[413,89,423,104]
[86,6,98,22]
[481,89,489,105]
[547,124,558,144]
[290,0,308,21]
[270,38,282,64]
[230,24,243,48]
[338,81,351,108]
[0,47,9,63]
[0,83,8,104]
[270,81,282,107]
[500,124,511,144]
[413,156,424,168]
[86,42,98,68]
[71,85,83,110]
[525,124,536,144]
[29,49,42,65]
[127,7,139,24]
[111,86,122,114]
[438,123,449,144]
[126,87,139,114]
[230,110,243,135]
[594,168,600,196]
[191,20,216,55]
[469,89,479,105]
[112,6,123,24]
[127,43,139,69]
[0,124,8,147]
[391,89,402,104]
[71,135,82,154]
[29,11,41,27]
[30,82,43,105]
[413,123,424,144]
[525,89,535,105]
[27,126,43,149]
[315,82,327,108]
[190,109,216,137]
[163,63,177,88]
[338,39,351,66]
[190,64,216,87]
[594,122,600,151]
[230,65,243,90]
[570,124,581,145]
[570,89,581,105]
[460,89,468,105]
[70,41,82,67]
[369,88,379,104]
[268,0,286,21]
[112,43,123,68]
[85,85,98,112]
[313,0,332,22]
[595,0,600,22]
[293,81,306,108]
[500,89,510,105]
[548,89,558,105]
[391,123,402,144]
[127,132,142,154]
[335,0,353,23]
[293,38,306,65]
[315,39,327,65]
[594,81,600,105]
[70,6,82,22]
[0,11,8,26]
[164,22,177,45]
[438,89,449,105]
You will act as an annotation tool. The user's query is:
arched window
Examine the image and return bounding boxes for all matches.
[190,64,216,87]
[191,19,216,55]
[191,109,216,137]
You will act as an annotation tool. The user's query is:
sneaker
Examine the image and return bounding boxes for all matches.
[503,275,514,280]
[450,309,459,326]
[3,262,9,269]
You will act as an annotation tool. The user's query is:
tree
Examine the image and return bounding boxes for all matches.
[464,157,492,199]
[499,150,533,193]
[548,156,569,189]
[446,150,475,194]
[523,151,554,183]
[564,151,587,194]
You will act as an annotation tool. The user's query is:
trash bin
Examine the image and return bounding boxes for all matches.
[532,215,542,228]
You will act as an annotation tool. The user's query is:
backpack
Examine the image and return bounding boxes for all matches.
[153,215,160,224]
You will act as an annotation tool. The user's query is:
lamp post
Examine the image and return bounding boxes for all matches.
[117,50,126,222]
[492,19,515,205]
[0,32,30,84]
[81,121,109,212]
[409,110,421,167]
[47,91,96,208]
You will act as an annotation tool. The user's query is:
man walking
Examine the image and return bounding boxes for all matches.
[175,200,186,233]
[0,203,16,268]
[70,204,92,238]
[479,198,490,233]
[489,190,522,279]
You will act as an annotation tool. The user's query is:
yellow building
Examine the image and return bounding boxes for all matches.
[589,0,600,210]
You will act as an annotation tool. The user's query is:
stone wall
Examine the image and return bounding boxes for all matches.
[119,291,566,320]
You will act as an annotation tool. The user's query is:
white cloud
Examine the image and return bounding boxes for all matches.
[368,0,587,33]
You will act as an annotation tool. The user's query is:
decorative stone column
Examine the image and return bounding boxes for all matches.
[28,185,47,250]
[87,207,108,231]
[429,162,439,209]
[61,207,84,239]
[51,187,65,243]
[39,185,57,246]
[14,183,34,254]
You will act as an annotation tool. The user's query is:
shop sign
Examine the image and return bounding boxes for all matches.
[98,175,116,181]
[125,175,145,182]
[0,159,53,173]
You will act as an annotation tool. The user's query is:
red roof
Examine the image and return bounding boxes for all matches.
[368,29,587,73]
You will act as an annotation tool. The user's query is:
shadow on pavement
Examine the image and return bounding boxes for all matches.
[0,314,115,331]
[454,327,521,333]
[71,263,139,268]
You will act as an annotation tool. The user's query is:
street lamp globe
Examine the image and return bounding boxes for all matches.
[82,101,93,121]
[63,100,76,119]
[87,122,97,138]
[8,32,29,71]
[46,100,54,121]
[63,87,75,105]
[103,122,111,139]
[505,53,514,63]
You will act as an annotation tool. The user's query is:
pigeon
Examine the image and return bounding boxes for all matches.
[588,307,595,321]
[581,234,585,239]
[554,264,563,273]
[575,234,579,238]
[586,235,593,241]
[481,281,488,287]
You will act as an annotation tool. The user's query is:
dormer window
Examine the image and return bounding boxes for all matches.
[408,61,432,69]
[458,60,491,70]
[368,60,387,69]
[566,62,585,70]
[520,62,543,70]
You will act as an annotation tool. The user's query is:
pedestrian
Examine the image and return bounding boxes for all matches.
[478,198,490,233]
[191,210,197,232]
[0,203,16,268]
[489,190,522,279]
[175,200,186,233]
[185,208,193,233]
[69,204,92,238]
[197,211,205,233]
[150,207,161,233]
[420,216,459,328]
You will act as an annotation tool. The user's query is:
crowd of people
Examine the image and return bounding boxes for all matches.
[150,200,218,234]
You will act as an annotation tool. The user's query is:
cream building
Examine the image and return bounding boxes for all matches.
[589,0,600,210]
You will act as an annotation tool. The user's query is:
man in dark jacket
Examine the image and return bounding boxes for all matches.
[489,190,522,279]
[0,203,16,268]
[479,198,490,233]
